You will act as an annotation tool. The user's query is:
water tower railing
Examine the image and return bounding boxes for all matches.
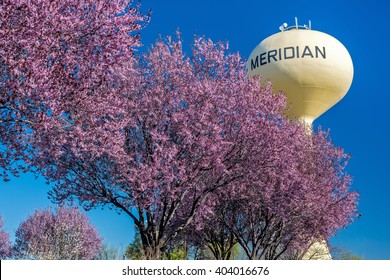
[279,18,312,32]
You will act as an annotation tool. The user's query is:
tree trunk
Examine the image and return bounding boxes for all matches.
[142,245,162,260]
[140,231,163,260]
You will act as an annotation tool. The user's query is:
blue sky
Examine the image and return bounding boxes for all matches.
[1,0,389,259]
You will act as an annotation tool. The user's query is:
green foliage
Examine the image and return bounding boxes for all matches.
[124,230,143,260]
[331,246,364,260]
[228,243,242,260]
[163,244,187,260]
[124,229,188,260]
[339,251,363,260]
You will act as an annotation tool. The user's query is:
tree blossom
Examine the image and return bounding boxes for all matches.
[13,206,102,260]
[187,129,359,260]
[0,0,148,180]
[0,216,11,259]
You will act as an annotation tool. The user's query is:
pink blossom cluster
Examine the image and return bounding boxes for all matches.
[0,216,11,259]
[13,206,102,259]
[0,0,148,179]
[185,127,358,259]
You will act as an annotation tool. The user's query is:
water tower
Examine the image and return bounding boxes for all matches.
[246,18,353,127]
[247,19,354,259]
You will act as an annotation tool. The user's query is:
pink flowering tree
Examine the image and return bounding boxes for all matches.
[184,128,358,260]
[16,32,289,258]
[23,32,359,259]
[0,0,148,180]
[0,216,11,259]
[183,197,238,260]
[13,206,102,260]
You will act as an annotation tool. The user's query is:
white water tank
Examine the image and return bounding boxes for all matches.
[247,22,353,125]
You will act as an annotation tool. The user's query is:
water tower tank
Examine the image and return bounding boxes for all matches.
[246,20,354,125]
